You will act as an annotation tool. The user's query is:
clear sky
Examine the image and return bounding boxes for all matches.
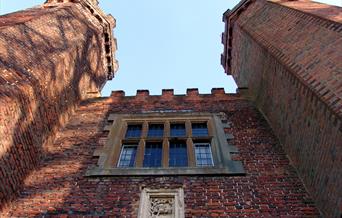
[0,0,341,96]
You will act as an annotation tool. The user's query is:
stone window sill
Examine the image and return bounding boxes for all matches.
[86,161,244,177]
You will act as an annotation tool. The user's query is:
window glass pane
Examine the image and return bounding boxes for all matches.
[169,141,188,167]
[125,124,142,138]
[192,123,208,136]
[170,123,186,137]
[194,143,214,167]
[143,142,163,167]
[148,124,164,137]
[118,145,137,167]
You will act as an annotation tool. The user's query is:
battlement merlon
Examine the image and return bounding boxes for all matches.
[44,0,119,81]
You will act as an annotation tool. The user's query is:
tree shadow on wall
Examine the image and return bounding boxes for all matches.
[2,96,193,217]
[0,6,106,211]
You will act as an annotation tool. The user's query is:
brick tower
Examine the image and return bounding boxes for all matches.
[0,0,341,217]
[221,0,341,217]
[0,0,118,210]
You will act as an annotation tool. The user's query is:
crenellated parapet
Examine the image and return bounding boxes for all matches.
[109,88,241,102]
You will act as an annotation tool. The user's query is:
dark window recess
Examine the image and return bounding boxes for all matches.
[192,123,208,136]
[169,141,188,167]
[194,143,214,167]
[170,123,186,137]
[143,142,163,167]
[105,44,110,53]
[104,33,110,42]
[148,124,164,137]
[117,145,137,167]
[125,124,142,138]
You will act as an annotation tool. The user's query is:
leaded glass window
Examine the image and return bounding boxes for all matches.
[117,145,138,167]
[192,123,208,136]
[170,123,186,137]
[87,113,245,177]
[194,143,214,167]
[169,141,188,167]
[143,142,163,167]
[148,124,164,137]
[125,124,142,138]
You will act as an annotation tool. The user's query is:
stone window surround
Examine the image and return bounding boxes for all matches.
[86,112,245,176]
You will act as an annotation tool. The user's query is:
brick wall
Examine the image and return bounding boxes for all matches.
[1,90,320,217]
[222,0,342,217]
[0,2,117,209]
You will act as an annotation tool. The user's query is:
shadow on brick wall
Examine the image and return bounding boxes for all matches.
[1,98,321,217]
[0,7,106,210]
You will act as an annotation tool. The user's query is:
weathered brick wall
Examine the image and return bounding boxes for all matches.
[222,0,342,217]
[0,2,117,208]
[1,90,320,217]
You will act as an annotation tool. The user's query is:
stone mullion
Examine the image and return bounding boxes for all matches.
[163,121,170,167]
[141,121,149,138]
[207,119,214,137]
[162,139,169,167]
[136,121,148,167]
[164,120,170,138]
[185,120,195,166]
[135,139,145,167]
[185,120,192,137]
[110,120,127,167]
[186,138,195,167]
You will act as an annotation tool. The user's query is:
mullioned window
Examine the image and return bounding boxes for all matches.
[86,112,244,176]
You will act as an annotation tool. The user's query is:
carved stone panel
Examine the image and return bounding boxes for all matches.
[138,188,184,218]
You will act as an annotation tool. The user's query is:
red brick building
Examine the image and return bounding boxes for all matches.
[221,1,341,217]
[0,0,341,217]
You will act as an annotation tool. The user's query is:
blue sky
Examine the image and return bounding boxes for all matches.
[1,0,341,96]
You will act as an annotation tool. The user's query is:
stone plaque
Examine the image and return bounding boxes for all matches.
[138,188,184,218]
